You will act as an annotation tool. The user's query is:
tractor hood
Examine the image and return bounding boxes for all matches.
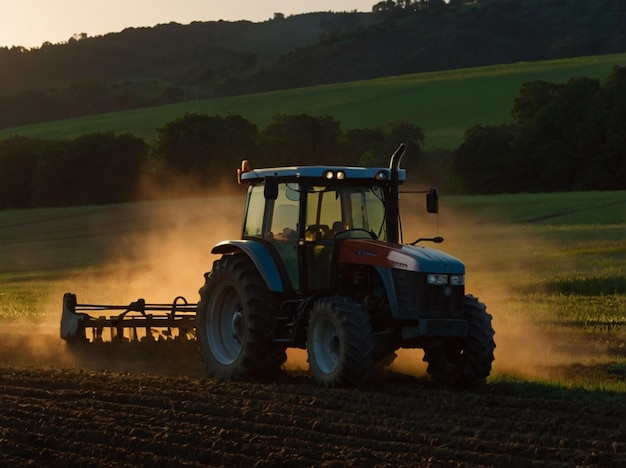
[337,239,464,274]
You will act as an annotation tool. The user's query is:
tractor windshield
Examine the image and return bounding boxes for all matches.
[305,185,386,241]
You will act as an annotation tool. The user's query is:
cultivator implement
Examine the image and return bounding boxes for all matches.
[61,293,197,343]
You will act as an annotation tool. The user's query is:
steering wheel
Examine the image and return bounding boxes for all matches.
[334,228,377,240]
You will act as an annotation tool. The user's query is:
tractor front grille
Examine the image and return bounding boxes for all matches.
[392,269,464,319]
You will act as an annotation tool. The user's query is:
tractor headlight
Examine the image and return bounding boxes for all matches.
[427,274,449,286]
[450,274,465,286]
[426,274,465,286]
[323,170,346,180]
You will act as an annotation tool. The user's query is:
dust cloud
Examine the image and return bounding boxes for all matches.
[87,174,246,304]
[391,196,596,383]
[0,182,601,383]
[65,186,242,311]
[0,175,245,373]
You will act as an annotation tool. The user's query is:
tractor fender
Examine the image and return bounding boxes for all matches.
[211,240,285,292]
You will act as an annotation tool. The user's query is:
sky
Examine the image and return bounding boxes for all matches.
[0,0,377,49]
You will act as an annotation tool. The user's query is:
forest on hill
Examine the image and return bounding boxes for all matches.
[0,0,624,130]
[1,64,625,209]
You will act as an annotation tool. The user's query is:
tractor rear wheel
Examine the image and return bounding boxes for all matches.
[307,296,374,387]
[423,295,495,388]
[197,254,286,379]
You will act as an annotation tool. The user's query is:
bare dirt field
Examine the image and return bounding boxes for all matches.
[1,331,625,467]
[1,195,625,466]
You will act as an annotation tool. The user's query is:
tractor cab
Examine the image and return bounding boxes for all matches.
[237,162,400,293]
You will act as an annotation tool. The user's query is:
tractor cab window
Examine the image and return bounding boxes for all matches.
[243,185,265,237]
[268,183,300,289]
[269,183,299,241]
[243,183,300,240]
[305,185,386,242]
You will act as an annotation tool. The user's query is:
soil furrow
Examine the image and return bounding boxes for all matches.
[2,364,626,466]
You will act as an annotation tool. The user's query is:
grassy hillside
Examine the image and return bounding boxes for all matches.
[2,54,624,149]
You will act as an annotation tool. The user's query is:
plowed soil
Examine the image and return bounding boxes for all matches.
[1,332,625,467]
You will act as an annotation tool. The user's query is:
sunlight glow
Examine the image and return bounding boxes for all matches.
[0,0,375,48]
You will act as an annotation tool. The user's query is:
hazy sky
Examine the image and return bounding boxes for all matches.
[0,0,376,48]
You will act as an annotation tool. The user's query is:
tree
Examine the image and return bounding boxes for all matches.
[258,114,342,167]
[342,127,387,166]
[511,80,563,126]
[450,124,518,194]
[514,77,601,191]
[373,1,398,13]
[455,69,626,193]
[31,133,147,206]
[222,114,259,163]
[69,132,148,204]
[590,66,626,189]
[0,137,40,208]
[153,113,258,182]
[30,140,76,206]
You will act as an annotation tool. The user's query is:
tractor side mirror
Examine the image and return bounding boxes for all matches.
[264,176,279,200]
[426,187,439,214]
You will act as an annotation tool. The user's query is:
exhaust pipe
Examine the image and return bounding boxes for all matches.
[386,143,405,244]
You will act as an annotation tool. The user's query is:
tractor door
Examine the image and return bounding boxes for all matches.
[243,182,301,290]
[304,187,342,291]
[267,183,300,289]
[303,185,387,291]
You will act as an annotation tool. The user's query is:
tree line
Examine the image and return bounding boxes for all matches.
[0,133,147,208]
[0,115,423,209]
[1,66,625,210]
[450,66,626,193]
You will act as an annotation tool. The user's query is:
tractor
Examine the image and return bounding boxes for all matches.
[61,144,495,387]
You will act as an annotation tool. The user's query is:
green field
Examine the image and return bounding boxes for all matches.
[1,190,624,391]
[1,54,625,149]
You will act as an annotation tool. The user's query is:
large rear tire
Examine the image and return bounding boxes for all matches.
[423,295,495,388]
[196,254,286,379]
[307,296,374,387]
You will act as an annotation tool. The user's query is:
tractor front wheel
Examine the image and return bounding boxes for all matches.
[196,254,286,379]
[423,295,495,388]
[307,296,374,387]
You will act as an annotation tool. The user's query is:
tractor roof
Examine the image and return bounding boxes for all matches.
[239,164,406,185]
